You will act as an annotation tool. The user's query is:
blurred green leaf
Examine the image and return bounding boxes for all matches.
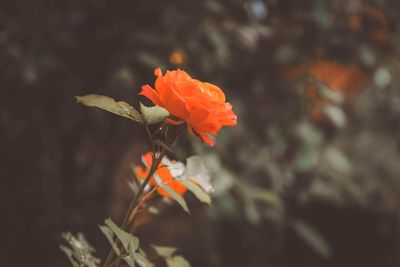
[181,156,213,193]
[135,249,155,267]
[252,189,281,208]
[60,232,100,267]
[135,253,154,267]
[99,225,120,255]
[140,103,169,125]
[166,256,191,267]
[181,179,211,205]
[291,220,332,258]
[162,186,190,214]
[151,245,177,257]
[314,0,332,28]
[59,245,80,267]
[323,105,346,128]
[122,238,138,267]
[318,85,344,104]
[359,46,376,66]
[294,148,318,172]
[374,67,391,88]
[233,178,261,224]
[135,254,153,267]
[75,94,143,123]
[152,244,191,267]
[104,218,139,252]
[324,147,351,174]
[296,122,323,146]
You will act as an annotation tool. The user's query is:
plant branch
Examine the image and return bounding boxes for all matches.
[102,147,167,267]
[103,123,182,267]
[128,186,158,222]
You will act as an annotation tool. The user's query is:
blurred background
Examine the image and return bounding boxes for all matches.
[1,0,400,266]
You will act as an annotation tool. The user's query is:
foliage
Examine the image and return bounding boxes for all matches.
[62,68,223,266]
[3,0,400,266]
[152,245,191,267]
[60,232,100,267]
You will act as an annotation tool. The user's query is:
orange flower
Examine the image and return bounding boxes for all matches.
[283,61,367,125]
[307,62,366,98]
[139,68,237,146]
[134,152,187,198]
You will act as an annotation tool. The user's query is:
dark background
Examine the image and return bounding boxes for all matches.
[1,0,400,266]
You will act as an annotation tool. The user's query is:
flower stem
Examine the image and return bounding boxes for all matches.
[128,186,158,223]
[102,147,167,267]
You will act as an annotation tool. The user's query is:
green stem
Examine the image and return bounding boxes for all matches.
[145,125,156,153]
[102,147,167,267]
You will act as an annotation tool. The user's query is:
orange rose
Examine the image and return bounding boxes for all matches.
[139,68,237,146]
[135,152,188,198]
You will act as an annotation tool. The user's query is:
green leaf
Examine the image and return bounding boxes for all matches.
[135,249,155,267]
[122,238,139,267]
[181,156,212,193]
[374,67,391,88]
[140,103,169,125]
[152,245,191,267]
[75,94,143,123]
[151,245,177,258]
[323,105,346,128]
[294,148,318,172]
[122,255,135,267]
[180,180,211,205]
[59,245,80,267]
[252,189,281,208]
[129,238,138,260]
[324,147,351,174]
[161,186,190,214]
[60,232,100,267]
[118,101,143,121]
[291,220,332,258]
[318,84,344,104]
[166,256,191,267]
[99,225,120,255]
[122,241,154,267]
[104,218,139,252]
